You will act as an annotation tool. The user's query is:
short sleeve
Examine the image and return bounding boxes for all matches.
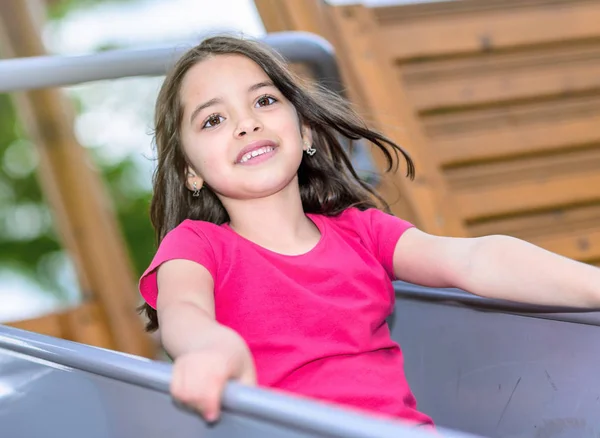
[138,220,217,309]
[368,208,414,280]
[355,208,415,280]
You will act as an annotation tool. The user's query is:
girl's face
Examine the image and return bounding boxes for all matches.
[178,54,312,200]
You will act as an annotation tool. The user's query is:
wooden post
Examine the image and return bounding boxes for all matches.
[255,0,466,236]
[0,0,154,357]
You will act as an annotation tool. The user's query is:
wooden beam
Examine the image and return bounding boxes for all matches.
[403,45,600,113]
[427,97,600,166]
[6,300,115,346]
[376,0,600,61]
[467,203,600,240]
[457,172,600,221]
[255,0,330,37]
[530,228,600,264]
[7,312,64,338]
[0,0,154,357]
[445,146,600,190]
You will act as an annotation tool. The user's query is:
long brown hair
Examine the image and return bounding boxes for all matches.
[140,35,414,331]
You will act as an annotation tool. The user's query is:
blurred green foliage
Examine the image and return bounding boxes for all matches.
[0,0,156,303]
[47,0,136,20]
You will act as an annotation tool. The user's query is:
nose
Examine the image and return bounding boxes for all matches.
[234,115,263,138]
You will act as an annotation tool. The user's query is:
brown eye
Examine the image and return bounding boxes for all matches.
[203,114,224,129]
[256,95,276,107]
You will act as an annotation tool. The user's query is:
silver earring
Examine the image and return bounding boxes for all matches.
[192,181,201,197]
[304,141,316,156]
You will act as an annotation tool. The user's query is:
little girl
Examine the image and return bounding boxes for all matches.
[138,35,600,427]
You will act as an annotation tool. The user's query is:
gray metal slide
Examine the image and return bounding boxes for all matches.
[0,316,478,438]
[392,282,600,438]
[2,283,599,437]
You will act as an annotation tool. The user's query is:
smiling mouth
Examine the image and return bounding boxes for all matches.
[238,146,276,164]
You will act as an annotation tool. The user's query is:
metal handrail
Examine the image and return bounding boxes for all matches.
[0,324,480,438]
[0,31,344,95]
[394,281,600,326]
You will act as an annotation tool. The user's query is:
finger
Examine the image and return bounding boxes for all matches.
[173,363,202,409]
[202,374,228,422]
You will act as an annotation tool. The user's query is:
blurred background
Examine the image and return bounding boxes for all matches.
[0,0,267,331]
[1,0,599,359]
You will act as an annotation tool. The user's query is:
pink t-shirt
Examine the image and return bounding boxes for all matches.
[139,207,433,426]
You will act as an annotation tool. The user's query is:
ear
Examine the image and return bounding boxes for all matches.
[184,166,204,192]
[301,124,313,151]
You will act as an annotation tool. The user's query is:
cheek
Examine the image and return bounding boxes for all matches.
[276,113,303,145]
[184,138,226,172]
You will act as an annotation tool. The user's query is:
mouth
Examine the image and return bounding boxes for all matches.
[235,140,278,165]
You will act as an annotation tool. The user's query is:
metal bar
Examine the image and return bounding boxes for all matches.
[0,31,344,95]
[394,281,600,326]
[0,324,480,438]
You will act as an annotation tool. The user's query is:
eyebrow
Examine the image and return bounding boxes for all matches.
[189,81,276,125]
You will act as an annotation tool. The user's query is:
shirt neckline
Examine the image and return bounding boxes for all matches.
[221,213,326,258]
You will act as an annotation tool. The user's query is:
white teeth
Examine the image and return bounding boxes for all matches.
[239,146,274,163]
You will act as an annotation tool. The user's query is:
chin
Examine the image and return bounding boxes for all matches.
[214,166,300,200]
[236,175,298,199]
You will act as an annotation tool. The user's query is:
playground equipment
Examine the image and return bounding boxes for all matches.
[1,28,599,438]
[2,279,600,437]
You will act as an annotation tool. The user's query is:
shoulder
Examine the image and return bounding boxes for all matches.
[325,207,413,233]
[320,207,415,280]
[139,219,228,308]
[153,219,235,270]
[167,218,223,236]
[323,206,371,226]
[320,206,414,250]
[163,219,229,246]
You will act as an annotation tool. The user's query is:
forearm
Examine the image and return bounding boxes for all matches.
[461,235,600,308]
[159,301,244,358]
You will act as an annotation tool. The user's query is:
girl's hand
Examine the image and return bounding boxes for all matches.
[170,331,256,422]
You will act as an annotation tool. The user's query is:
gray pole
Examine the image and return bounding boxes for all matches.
[0,31,344,95]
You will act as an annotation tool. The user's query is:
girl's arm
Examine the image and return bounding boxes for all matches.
[157,259,225,355]
[393,228,600,308]
[156,259,256,421]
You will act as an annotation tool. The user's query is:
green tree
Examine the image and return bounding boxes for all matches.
[0,0,156,307]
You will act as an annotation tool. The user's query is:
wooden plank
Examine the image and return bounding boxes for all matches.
[403,45,600,112]
[374,0,594,23]
[468,204,600,240]
[529,228,600,263]
[255,0,331,38]
[255,0,293,33]
[4,302,115,349]
[377,1,600,61]
[445,146,600,190]
[426,98,600,166]
[6,312,64,338]
[62,301,115,348]
[457,172,600,220]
